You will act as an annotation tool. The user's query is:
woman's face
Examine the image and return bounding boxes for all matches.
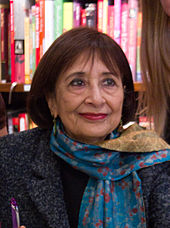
[160,0,170,16]
[47,54,124,144]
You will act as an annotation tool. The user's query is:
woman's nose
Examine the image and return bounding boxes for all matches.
[84,85,105,106]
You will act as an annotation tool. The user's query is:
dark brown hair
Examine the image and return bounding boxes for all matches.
[27,27,136,129]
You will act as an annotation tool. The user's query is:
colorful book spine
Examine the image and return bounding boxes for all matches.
[29,9,33,81]
[102,0,108,34]
[107,0,114,39]
[120,0,128,57]
[8,111,36,133]
[31,5,36,77]
[12,117,19,132]
[24,16,30,84]
[54,0,63,38]
[128,0,138,81]
[136,9,142,82]
[85,3,97,28]
[97,0,103,32]
[45,0,54,52]
[9,0,15,82]
[35,2,40,67]
[7,113,14,134]
[114,0,121,45]
[13,0,29,84]
[139,116,154,130]
[8,12,11,81]
[39,0,45,58]
[0,5,10,82]
[63,1,73,33]
[81,8,86,26]
[18,113,28,131]
[73,0,80,28]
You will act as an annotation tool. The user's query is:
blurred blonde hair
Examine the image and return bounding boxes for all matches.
[138,0,170,136]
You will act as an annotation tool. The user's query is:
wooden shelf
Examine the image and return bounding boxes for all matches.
[0,83,31,92]
[0,82,144,92]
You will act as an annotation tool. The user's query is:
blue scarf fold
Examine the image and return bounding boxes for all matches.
[50,119,170,228]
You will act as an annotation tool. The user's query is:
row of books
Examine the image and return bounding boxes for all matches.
[0,0,142,86]
[138,116,154,130]
[7,110,37,134]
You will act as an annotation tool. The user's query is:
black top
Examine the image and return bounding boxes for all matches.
[60,158,89,228]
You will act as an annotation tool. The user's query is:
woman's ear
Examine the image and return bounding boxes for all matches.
[46,94,58,118]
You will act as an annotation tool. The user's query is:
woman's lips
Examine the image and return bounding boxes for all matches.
[79,113,108,120]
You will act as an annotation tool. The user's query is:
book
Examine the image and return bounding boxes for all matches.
[7,113,13,134]
[81,8,86,26]
[85,3,97,28]
[29,8,33,81]
[39,0,45,58]
[114,0,121,45]
[13,0,30,83]
[12,116,19,132]
[97,0,103,32]
[120,0,128,57]
[139,116,154,130]
[9,0,15,82]
[8,12,11,81]
[35,1,40,67]
[73,0,80,28]
[54,0,63,38]
[24,16,30,84]
[0,4,10,83]
[136,6,142,82]
[63,1,73,33]
[18,113,28,131]
[102,0,108,34]
[31,5,36,78]
[12,0,34,83]
[127,0,138,81]
[107,0,114,39]
[44,0,54,52]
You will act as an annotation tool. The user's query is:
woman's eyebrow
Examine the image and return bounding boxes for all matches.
[65,72,85,81]
[102,72,119,78]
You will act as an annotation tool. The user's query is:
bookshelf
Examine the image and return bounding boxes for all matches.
[0,83,31,92]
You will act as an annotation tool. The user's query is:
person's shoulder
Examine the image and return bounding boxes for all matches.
[0,127,51,156]
[139,162,170,226]
[1,127,49,142]
[138,161,170,184]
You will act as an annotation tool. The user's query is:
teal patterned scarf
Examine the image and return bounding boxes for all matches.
[50,118,170,228]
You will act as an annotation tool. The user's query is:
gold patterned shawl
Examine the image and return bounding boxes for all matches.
[96,123,170,152]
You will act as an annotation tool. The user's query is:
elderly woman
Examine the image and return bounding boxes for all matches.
[0,27,170,228]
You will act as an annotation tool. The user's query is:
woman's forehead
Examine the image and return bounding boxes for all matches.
[68,50,120,73]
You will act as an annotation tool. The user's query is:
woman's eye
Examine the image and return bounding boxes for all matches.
[69,78,85,87]
[102,78,115,86]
